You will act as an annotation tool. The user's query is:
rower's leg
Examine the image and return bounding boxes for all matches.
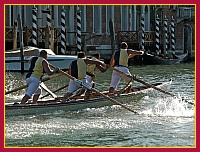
[76,88,86,96]
[64,79,76,99]
[32,87,42,104]
[85,90,92,99]
[109,87,115,93]
[84,81,94,99]
[109,70,120,93]
[64,92,73,98]
[20,94,30,104]
[21,77,40,104]
[32,94,40,104]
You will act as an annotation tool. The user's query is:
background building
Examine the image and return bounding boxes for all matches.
[5,5,195,59]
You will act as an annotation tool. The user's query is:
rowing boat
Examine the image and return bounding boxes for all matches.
[5,80,171,116]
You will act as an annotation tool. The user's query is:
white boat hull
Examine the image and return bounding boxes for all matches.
[6,55,77,72]
[5,46,77,72]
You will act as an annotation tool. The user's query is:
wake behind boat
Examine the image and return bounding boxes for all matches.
[5,80,171,116]
[5,46,77,72]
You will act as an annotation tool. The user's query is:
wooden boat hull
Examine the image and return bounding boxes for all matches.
[5,81,171,116]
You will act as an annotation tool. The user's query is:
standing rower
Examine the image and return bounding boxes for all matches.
[85,53,108,99]
[109,42,144,93]
[64,52,107,99]
[20,50,59,104]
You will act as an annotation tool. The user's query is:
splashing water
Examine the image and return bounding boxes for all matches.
[142,95,194,117]
[6,94,24,102]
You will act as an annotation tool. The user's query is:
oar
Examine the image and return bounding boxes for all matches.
[5,73,64,95]
[40,82,57,98]
[49,64,138,114]
[111,67,176,95]
[40,84,68,99]
[111,67,194,106]
[64,87,85,101]
[119,77,132,94]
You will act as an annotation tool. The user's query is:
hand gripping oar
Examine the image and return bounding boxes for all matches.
[49,64,138,114]
[40,82,57,98]
[5,73,63,95]
[111,67,194,106]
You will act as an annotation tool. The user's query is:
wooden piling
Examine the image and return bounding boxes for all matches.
[109,18,115,54]
[45,25,49,48]
[17,14,24,74]
[50,28,54,51]
[13,20,18,50]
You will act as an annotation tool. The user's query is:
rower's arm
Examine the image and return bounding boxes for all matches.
[96,63,108,72]
[127,49,144,57]
[109,55,115,67]
[42,60,58,75]
[85,58,106,69]
[68,63,72,75]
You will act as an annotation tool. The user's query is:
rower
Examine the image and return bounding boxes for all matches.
[85,53,108,99]
[109,42,144,94]
[20,50,59,104]
[63,52,107,100]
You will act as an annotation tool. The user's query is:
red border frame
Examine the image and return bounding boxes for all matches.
[1,0,198,152]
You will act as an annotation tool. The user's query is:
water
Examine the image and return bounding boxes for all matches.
[5,63,195,147]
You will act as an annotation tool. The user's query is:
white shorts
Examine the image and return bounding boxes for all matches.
[67,79,89,93]
[110,66,132,90]
[86,75,93,83]
[26,77,42,97]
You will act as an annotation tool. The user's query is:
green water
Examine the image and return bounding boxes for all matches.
[5,63,195,147]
